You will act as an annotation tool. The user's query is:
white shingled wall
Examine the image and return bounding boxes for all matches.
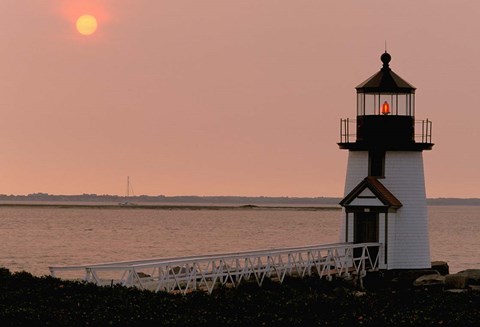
[339,150,431,269]
[339,152,368,243]
[378,212,386,269]
[344,151,369,194]
[383,151,430,269]
[386,210,397,269]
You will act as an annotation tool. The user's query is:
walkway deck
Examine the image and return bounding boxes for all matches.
[49,242,381,294]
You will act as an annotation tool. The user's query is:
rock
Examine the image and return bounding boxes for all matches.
[469,285,480,292]
[397,269,440,285]
[444,270,480,289]
[431,261,449,276]
[445,274,468,289]
[445,289,468,293]
[413,274,445,287]
[457,269,480,286]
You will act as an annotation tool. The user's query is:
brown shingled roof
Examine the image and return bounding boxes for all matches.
[340,177,403,208]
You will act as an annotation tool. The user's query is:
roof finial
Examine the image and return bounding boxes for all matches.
[381,49,391,69]
[385,40,387,53]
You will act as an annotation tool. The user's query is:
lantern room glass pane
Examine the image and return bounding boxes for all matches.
[357,93,365,115]
[357,92,415,116]
[397,95,406,115]
[364,94,376,115]
[396,94,413,116]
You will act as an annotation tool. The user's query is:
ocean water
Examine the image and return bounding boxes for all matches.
[0,205,478,276]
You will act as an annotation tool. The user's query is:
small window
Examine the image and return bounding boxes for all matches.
[369,151,385,177]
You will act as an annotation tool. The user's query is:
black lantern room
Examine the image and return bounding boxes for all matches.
[339,52,433,152]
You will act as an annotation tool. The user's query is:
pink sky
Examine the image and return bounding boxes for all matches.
[1,1,479,198]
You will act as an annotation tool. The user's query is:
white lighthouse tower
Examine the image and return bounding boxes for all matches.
[338,52,433,270]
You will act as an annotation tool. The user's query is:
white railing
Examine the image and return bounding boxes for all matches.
[49,242,381,294]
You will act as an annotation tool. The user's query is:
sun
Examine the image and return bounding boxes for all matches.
[76,14,98,36]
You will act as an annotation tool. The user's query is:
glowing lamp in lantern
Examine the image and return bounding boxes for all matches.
[381,101,390,115]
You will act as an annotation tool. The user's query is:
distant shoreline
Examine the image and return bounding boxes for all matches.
[0,201,479,211]
[0,194,479,206]
[0,202,341,211]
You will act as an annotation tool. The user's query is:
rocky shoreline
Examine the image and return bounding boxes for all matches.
[361,262,480,293]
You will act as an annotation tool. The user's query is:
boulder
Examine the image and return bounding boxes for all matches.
[457,269,480,286]
[397,269,440,285]
[413,274,445,287]
[445,289,468,293]
[469,285,480,292]
[136,272,151,278]
[431,261,449,276]
[445,274,468,289]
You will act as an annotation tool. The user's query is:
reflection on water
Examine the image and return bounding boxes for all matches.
[0,206,478,275]
[428,206,480,273]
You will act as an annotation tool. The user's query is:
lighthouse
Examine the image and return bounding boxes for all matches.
[338,52,433,270]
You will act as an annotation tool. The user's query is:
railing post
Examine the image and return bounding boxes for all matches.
[431,120,433,143]
[346,118,350,143]
[428,119,432,143]
[422,120,425,143]
[361,246,366,274]
[340,119,342,143]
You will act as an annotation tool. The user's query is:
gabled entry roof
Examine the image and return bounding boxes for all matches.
[340,177,403,208]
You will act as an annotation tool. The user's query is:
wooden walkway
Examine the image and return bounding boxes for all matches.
[49,242,381,294]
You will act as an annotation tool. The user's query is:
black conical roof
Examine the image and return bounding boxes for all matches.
[356,52,416,93]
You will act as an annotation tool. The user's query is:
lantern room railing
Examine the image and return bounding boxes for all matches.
[340,118,356,143]
[415,119,433,144]
[339,118,432,144]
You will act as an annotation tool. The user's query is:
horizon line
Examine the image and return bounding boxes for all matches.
[1,193,479,201]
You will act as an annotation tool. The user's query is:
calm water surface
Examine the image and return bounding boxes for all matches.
[0,205,478,275]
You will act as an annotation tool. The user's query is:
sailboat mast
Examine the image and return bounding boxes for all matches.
[120,176,135,206]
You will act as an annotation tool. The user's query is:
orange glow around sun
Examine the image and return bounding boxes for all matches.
[76,14,98,35]
[60,1,109,37]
